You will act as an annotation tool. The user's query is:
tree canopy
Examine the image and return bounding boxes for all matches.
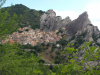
[4,4,45,29]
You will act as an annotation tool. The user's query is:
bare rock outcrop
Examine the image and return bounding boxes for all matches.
[97,38,100,44]
[66,12,91,35]
[66,12,100,42]
[40,9,71,31]
[40,10,100,42]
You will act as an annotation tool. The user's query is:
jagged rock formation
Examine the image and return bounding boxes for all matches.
[40,10,100,42]
[66,12,91,35]
[40,9,71,31]
[66,12,100,42]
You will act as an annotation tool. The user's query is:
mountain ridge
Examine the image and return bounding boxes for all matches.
[40,9,100,44]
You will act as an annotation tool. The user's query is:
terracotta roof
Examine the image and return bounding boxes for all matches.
[62,27,66,30]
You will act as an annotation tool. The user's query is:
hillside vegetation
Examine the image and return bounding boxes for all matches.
[4,4,44,29]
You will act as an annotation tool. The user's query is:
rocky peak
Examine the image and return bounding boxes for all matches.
[66,11,91,35]
[66,11,100,42]
[63,16,71,24]
[78,11,88,19]
[46,9,56,16]
[40,10,71,31]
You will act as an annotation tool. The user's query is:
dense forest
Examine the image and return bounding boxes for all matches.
[4,4,45,29]
[1,0,100,75]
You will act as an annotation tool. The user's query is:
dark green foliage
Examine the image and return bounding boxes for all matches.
[76,38,84,44]
[54,60,61,64]
[57,16,60,17]
[21,43,34,49]
[30,50,38,56]
[46,42,50,47]
[92,33,98,41]
[56,39,67,46]
[20,44,43,53]
[54,55,61,64]
[41,43,45,46]
[4,4,45,29]
[50,54,54,58]
[81,31,87,38]
[45,20,47,22]
[56,51,61,55]
[50,48,54,53]
[61,55,66,60]
[52,43,57,49]
[36,46,42,53]
[38,59,45,63]
[92,32,99,46]
[18,30,23,33]
[72,34,85,49]
[59,29,63,33]
[33,45,43,53]
[89,24,93,26]
[0,7,21,37]
[57,28,63,34]
[49,65,53,70]
[71,35,75,40]
[74,38,85,49]
[15,49,38,57]
[58,46,61,49]
[70,31,87,49]
[15,50,24,55]
[96,43,100,46]
[56,28,64,34]
[25,29,29,31]
[0,43,50,75]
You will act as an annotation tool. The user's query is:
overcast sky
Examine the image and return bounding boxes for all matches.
[3,0,100,30]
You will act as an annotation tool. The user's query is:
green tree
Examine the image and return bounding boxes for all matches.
[0,1,50,75]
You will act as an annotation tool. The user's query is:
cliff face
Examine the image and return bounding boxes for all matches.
[40,10,100,42]
[40,9,71,31]
[66,12,91,35]
[66,12,100,42]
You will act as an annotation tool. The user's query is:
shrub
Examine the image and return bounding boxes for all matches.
[38,59,45,63]
[71,35,75,40]
[49,65,53,70]
[50,54,54,58]
[54,60,61,64]
[46,43,50,47]
[81,31,87,38]
[41,43,45,46]
[56,51,60,55]
[25,29,29,31]
[18,30,23,33]
[50,48,54,53]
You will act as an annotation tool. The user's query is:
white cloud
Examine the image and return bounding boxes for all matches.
[54,0,100,30]
[54,10,79,20]
[86,0,100,30]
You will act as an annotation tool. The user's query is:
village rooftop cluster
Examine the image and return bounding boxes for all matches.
[2,27,66,46]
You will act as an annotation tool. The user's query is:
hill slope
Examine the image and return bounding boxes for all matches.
[4,4,45,29]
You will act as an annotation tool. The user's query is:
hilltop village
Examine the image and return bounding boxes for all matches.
[2,27,66,46]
